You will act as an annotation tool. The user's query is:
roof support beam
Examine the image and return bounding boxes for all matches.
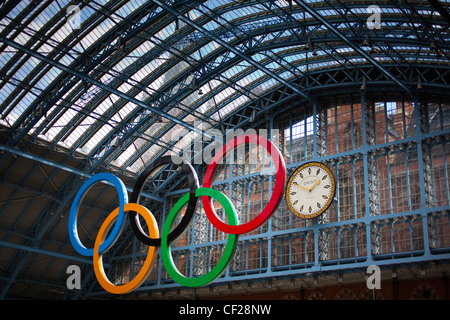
[427,0,450,26]
[292,0,414,97]
[0,0,22,20]
[0,143,163,202]
[150,0,313,102]
[0,36,210,139]
[0,240,92,265]
[0,172,84,299]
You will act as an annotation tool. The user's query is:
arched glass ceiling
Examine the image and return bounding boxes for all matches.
[0,0,449,175]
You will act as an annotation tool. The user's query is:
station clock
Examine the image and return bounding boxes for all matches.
[285,161,336,219]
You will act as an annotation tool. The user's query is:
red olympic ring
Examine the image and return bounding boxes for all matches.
[202,134,286,234]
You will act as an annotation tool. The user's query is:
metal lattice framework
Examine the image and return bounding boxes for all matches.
[0,0,449,299]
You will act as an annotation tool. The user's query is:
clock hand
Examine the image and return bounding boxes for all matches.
[293,182,309,191]
[308,179,320,192]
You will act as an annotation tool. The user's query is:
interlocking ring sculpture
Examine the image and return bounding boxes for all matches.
[68,134,286,294]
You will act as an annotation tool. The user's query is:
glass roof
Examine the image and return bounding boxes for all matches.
[0,0,448,175]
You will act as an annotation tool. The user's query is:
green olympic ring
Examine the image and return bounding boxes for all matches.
[161,187,239,287]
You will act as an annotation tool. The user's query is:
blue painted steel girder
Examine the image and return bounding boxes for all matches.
[2,0,446,178]
[2,34,446,182]
[2,0,177,145]
[126,58,450,201]
[1,0,442,150]
[65,25,450,172]
[3,0,446,135]
[106,53,450,176]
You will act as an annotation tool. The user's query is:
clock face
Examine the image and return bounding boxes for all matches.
[285,161,336,219]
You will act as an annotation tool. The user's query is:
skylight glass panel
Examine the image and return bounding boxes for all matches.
[148,68,169,93]
[35,1,62,30]
[5,1,27,21]
[71,99,131,152]
[12,55,40,84]
[63,96,118,148]
[210,87,231,105]
[171,128,198,155]
[116,81,133,95]
[34,66,61,91]
[51,22,73,44]
[179,91,200,110]
[115,124,188,170]
[203,19,221,33]
[222,63,247,80]
[0,81,14,104]
[81,122,114,155]
[115,141,143,168]
[256,78,278,93]
[129,40,156,62]
[153,21,176,42]
[143,121,170,142]
[161,123,185,145]
[293,11,313,21]
[212,95,250,121]
[352,7,366,14]
[109,102,138,127]
[276,0,290,7]
[128,143,162,173]
[8,89,38,124]
[110,40,157,77]
[114,0,142,20]
[78,17,116,52]
[197,97,218,116]
[220,7,241,21]
[237,69,264,88]
[28,104,57,136]
[17,1,46,24]
[163,60,190,87]
[279,70,294,80]
[0,44,16,69]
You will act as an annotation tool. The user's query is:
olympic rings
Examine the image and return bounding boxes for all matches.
[161,188,238,287]
[130,155,199,247]
[68,134,286,293]
[202,134,286,234]
[93,203,159,294]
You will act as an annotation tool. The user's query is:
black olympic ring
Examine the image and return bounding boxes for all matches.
[129,155,199,247]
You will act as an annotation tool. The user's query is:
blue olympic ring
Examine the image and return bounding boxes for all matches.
[68,172,128,256]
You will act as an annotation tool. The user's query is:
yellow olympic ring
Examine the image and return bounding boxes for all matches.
[93,203,159,294]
